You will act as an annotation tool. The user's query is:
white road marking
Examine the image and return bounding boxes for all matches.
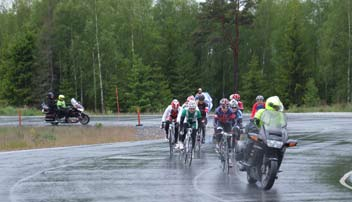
[340,171,352,190]
[192,165,229,202]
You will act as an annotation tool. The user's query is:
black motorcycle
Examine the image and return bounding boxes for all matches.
[42,98,90,125]
[236,110,297,190]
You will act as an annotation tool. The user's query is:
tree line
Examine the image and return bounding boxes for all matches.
[0,0,350,112]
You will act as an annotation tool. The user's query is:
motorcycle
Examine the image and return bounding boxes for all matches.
[236,110,297,190]
[41,98,90,125]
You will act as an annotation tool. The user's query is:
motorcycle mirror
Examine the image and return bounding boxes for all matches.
[286,139,297,147]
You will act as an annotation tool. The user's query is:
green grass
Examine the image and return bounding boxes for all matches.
[0,126,163,151]
[287,103,352,112]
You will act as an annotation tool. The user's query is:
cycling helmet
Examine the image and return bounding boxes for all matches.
[171,99,180,110]
[197,88,202,93]
[229,94,235,100]
[198,94,205,101]
[256,95,264,101]
[58,94,65,101]
[219,98,229,108]
[187,95,195,102]
[47,92,54,99]
[188,100,197,110]
[229,99,238,108]
[233,93,240,100]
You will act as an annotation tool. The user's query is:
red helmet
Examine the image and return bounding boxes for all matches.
[233,93,240,100]
[187,95,195,102]
[171,99,180,110]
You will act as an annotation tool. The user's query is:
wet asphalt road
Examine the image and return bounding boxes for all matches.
[1,113,352,202]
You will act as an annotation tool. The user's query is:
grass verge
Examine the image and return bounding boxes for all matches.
[0,126,163,151]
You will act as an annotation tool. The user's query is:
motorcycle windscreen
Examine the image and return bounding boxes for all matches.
[70,98,84,111]
[261,110,288,141]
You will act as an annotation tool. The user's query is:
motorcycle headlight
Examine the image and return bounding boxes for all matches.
[267,140,283,148]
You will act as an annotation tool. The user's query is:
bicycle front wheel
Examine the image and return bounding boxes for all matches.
[169,126,174,157]
[184,135,193,166]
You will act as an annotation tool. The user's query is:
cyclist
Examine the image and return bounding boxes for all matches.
[214,98,236,148]
[57,94,69,122]
[177,100,202,150]
[196,94,209,144]
[161,99,181,142]
[229,99,243,128]
[230,93,244,112]
[214,98,236,166]
[250,95,265,119]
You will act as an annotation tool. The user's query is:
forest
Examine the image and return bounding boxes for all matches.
[0,0,350,112]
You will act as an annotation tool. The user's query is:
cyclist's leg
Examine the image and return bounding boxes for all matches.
[165,120,171,139]
[191,127,197,149]
[201,117,206,143]
[174,121,179,144]
[224,123,232,149]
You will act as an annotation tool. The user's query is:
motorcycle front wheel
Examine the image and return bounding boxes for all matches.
[79,113,90,125]
[261,160,278,190]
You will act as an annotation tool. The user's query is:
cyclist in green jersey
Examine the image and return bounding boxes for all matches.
[177,100,202,150]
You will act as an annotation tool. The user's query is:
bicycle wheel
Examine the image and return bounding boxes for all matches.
[169,125,174,157]
[184,134,193,166]
[219,139,226,171]
[224,139,230,173]
[195,130,201,155]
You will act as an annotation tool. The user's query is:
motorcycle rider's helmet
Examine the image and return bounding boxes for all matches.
[256,95,264,102]
[198,94,205,102]
[171,99,180,110]
[188,100,197,111]
[219,98,229,109]
[58,94,65,101]
[47,92,54,99]
[229,99,238,109]
[266,96,284,112]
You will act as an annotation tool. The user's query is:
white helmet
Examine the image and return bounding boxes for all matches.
[188,100,197,110]
[229,99,238,108]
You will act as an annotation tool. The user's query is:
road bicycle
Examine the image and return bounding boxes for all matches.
[217,127,234,174]
[180,126,193,167]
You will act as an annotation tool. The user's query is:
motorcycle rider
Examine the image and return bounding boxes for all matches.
[196,94,209,144]
[161,99,181,143]
[195,88,203,100]
[250,95,265,119]
[57,94,69,122]
[241,96,284,168]
[46,92,57,113]
[178,100,202,150]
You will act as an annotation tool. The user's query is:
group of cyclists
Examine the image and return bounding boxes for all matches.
[161,88,285,166]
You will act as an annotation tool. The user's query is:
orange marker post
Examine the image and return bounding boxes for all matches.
[136,107,143,127]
